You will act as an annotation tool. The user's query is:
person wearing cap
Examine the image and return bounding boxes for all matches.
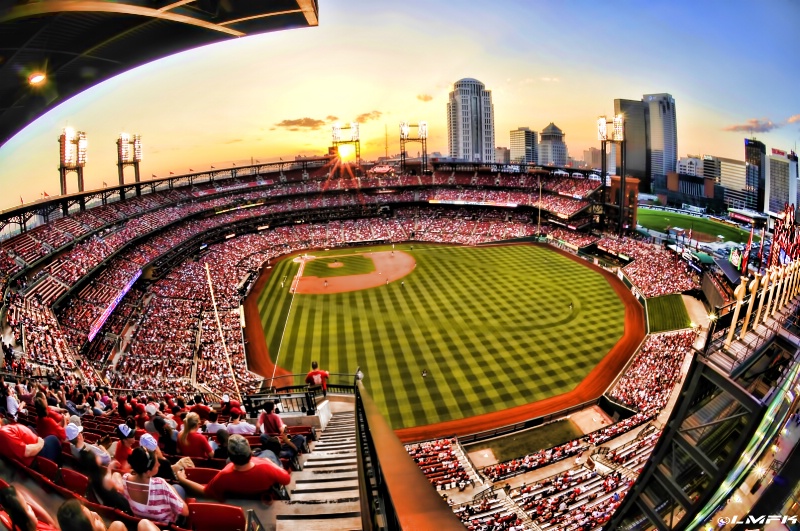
[139,433,192,481]
[67,423,111,466]
[110,423,137,472]
[225,409,256,435]
[217,393,242,416]
[121,447,188,525]
[305,361,330,397]
[175,434,290,501]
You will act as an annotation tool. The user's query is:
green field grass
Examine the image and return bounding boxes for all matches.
[303,255,375,278]
[257,244,627,429]
[464,419,583,463]
[648,294,692,333]
[637,209,755,244]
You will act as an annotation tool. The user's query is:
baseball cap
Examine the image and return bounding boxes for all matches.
[229,407,243,417]
[65,423,82,441]
[222,394,230,403]
[145,403,158,416]
[116,424,133,439]
[139,433,158,452]
[69,415,82,427]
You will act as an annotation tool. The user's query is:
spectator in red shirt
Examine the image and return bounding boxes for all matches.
[217,394,242,416]
[35,398,67,442]
[0,484,60,531]
[111,422,137,473]
[0,419,62,466]
[176,434,290,501]
[305,361,330,397]
[188,395,211,420]
[177,413,213,459]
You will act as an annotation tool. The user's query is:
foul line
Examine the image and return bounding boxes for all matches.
[270,257,306,383]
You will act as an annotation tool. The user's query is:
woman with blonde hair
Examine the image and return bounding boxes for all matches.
[177,412,213,459]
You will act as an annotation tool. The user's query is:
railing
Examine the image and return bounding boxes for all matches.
[243,391,317,415]
[354,371,464,530]
[261,372,357,394]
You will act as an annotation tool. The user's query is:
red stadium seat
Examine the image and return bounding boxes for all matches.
[34,456,59,481]
[187,503,246,531]
[59,468,90,497]
[184,467,218,485]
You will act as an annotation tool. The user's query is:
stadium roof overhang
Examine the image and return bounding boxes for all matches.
[0,0,318,147]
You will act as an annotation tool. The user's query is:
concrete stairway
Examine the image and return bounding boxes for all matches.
[273,411,361,530]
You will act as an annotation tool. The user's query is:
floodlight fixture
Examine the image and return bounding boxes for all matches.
[350,122,359,141]
[119,133,131,163]
[28,72,46,86]
[597,116,608,141]
[613,114,625,141]
[418,121,428,139]
[133,134,142,162]
[400,122,410,140]
[332,122,342,142]
[60,127,87,168]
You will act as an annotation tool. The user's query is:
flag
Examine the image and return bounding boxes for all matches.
[102,181,107,187]
[19,196,23,204]
[169,172,174,175]
[189,169,194,172]
[43,191,49,197]
[256,160,260,163]
[152,174,157,178]
[687,225,692,241]
[211,166,215,169]
[757,226,766,266]
[741,226,753,272]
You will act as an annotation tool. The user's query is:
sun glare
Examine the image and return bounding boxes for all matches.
[337,144,355,162]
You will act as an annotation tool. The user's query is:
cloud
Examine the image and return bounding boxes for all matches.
[788,114,800,124]
[355,111,382,123]
[723,118,779,133]
[540,77,560,82]
[274,117,327,130]
[223,138,243,144]
[326,115,339,122]
[416,94,433,102]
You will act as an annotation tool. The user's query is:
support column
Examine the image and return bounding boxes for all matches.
[740,274,761,338]
[754,268,772,327]
[769,266,785,317]
[724,279,748,350]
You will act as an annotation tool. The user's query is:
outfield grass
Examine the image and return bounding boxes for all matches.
[648,294,692,333]
[257,244,627,429]
[303,255,375,278]
[637,208,755,244]
[464,419,583,463]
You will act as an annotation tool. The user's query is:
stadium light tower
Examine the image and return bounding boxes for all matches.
[331,121,361,169]
[399,121,428,174]
[58,127,87,196]
[598,114,626,235]
[116,133,143,198]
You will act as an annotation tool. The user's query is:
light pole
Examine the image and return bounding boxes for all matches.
[703,312,718,355]
[538,173,542,237]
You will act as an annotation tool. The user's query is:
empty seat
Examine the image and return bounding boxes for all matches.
[187,503,246,531]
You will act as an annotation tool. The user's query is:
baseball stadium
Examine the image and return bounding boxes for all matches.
[1,3,800,531]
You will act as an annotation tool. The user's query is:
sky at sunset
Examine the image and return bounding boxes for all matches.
[0,0,798,210]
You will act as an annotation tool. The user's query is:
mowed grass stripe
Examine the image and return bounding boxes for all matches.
[648,294,692,333]
[260,244,628,429]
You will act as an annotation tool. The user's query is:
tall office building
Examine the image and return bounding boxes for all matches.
[677,156,702,176]
[613,93,677,193]
[614,98,649,188]
[538,123,568,167]
[765,148,799,215]
[509,127,537,164]
[495,147,510,164]
[447,78,495,163]
[745,138,767,212]
[645,93,678,185]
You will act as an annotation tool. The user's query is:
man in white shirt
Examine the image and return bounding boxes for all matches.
[203,411,227,435]
[67,422,111,466]
[225,409,256,435]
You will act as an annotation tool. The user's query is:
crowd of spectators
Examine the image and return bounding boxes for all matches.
[608,331,694,416]
[597,235,700,297]
[549,228,599,249]
[452,497,525,531]
[405,438,474,490]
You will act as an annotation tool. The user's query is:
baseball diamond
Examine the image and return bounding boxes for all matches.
[255,243,634,430]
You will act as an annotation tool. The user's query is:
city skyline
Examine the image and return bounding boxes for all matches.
[0,0,798,210]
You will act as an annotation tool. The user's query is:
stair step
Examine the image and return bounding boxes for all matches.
[292,483,358,494]
[276,512,361,531]
[295,476,358,484]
